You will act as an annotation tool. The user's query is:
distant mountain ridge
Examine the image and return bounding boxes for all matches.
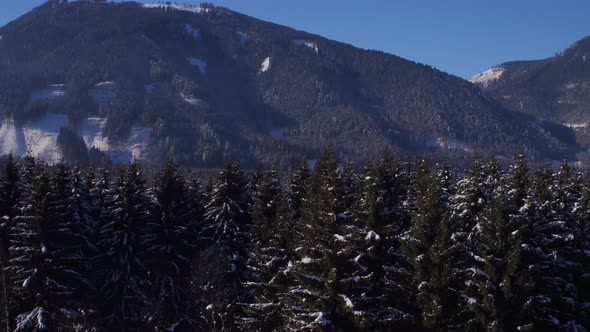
[0,1,577,167]
[470,36,590,153]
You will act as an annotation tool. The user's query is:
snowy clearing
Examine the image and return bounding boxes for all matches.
[142,3,211,14]
[29,84,65,103]
[292,39,319,53]
[260,57,271,73]
[0,113,150,164]
[469,67,505,87]
[187,57,207,73]
[564,122,588,129]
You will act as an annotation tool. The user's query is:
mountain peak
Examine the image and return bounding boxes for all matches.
[0,1,576,167]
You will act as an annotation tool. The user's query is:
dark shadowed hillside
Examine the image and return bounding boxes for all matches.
[0,1,575,167]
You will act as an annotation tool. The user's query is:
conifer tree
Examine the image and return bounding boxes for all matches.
[0,155,20,330]
[9,163,93,331]
[407,162,453,330]
[143,162,195,329]
[469,156,530,331]
[281,148,353,330]
[196,160,251,331]
[240,168,289,331]
[96,164,151,331]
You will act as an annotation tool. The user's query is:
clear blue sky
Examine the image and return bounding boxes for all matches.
[2,0,589,78]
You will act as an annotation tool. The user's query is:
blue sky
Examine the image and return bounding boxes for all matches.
[1,0,589,78]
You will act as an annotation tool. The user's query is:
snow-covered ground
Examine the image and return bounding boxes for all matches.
[181,93,206,107]
[184,24,200,40]
[187,57,207,73]
[469,66,505,87]
[564,122,588,129]
[29,84,65,103]
[90,81,114,106]
[0,113,151,164]
[0,113,68,164]
[292,39,319,53]
[260,57,271,73]
[142,3,211,14]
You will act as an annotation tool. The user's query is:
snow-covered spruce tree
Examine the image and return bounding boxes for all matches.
[340,159,415,330]
[96,163,151,331]
[405,162,453,330]
[468,155,531,331]
[142,161,196,330]
[448,158,492,329]
[9,162,93,331]
[573,170,590,329]
[0,154,20,331]
[281,148,354,331]
[195,160,251,331]
[239,168,290,331]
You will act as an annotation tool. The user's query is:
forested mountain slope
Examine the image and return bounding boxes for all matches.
[471,36,590,152]
[0,1,575,167]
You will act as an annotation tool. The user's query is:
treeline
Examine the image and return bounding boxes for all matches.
[0,151,588,331]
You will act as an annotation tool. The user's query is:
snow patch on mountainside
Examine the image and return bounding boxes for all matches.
[469,67,505,87]
[0,113,151,164]
[0,113,68,163]
[143,3,211,14]
[292,39,319,53]
[29,84,65,103]
[436,137,472,152]
[187,57,207,73]
[181,93,206,107]
[90,82,114,106]
[564,122,588,129]
[184,24,200,40]
[260,57,271,73]
[77,117,150,163]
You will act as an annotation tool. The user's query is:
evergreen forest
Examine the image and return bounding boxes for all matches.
[0,150,588,331]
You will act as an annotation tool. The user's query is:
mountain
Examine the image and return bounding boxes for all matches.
[470,36,590,152]
[0,1,574,168]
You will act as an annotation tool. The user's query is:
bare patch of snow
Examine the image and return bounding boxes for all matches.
[90,81,114,107]
[184,24,200,40]
[292,39,319,53]
[143,3,211,14]
[181,93,206,107]
[260,57,271,73]
[436,137,472,152]
[187,57,207,73]
[469,67,505,87]
[0,113,68,164]
[564,122,588,129]
[29,84,65,103]
[0,113,151,164]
